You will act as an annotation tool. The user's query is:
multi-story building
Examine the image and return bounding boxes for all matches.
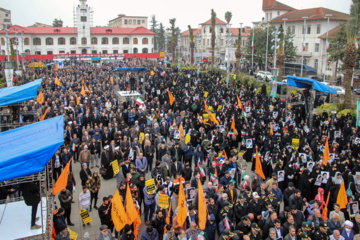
[109,14,148,29]
[0,0,155,55]
[262,0,349,78]
[0,8,11,29]
[181,17,251,61]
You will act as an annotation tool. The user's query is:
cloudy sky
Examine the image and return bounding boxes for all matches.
[2,0,352,31]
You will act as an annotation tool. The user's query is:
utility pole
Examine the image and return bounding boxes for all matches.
[226,23,232,88]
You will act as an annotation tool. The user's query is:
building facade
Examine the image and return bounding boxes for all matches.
[109,14,148,29]
[0,8,11,29]
[262,0,348,78]
[0,0,155,55]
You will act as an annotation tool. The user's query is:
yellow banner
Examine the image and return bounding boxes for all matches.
[160,52,165,57]
[292,138,300,150]
[145,179,156,194]
[217,105,222,111]
[204,91,208,98]
[112,160,119,175]
[203,114,209,122]
[185,134,191,144]
[79,209,92,224]
[158,194,169,209]
[68,228,78,240]
[139,132,145,144]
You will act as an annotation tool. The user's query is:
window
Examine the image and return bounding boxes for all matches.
[33,38,41,45]
[91,37,98,44]
[92,50,97,53]
[142,48,148,53]
[152,38,154,44]
[113,50,118,53]
[142,38,148,44]
[0,38,4,45]
[317,24,321,34]
[10,38,16,45]
[81,16,87,22]
[203,28,206,34]
[81,49,87,54]
[123,37,129,44]
[47,51,53,55]
[315,43,320,52]
[112,37,119,44]
[59,50,65,54]
[70,37,76,45]
[58,37,65,45]
[314,59,318,69]
[307,26,311,34]
[4,19,10,22]
[305,43,309,51]
[102,50,108,53]
[220,28,224,34]
[129,20,132,25]
[210,27,212,33]
[24,38,29,45]
[133,48,138,53]
[123,50,129,53]
[81,37,87,45]
[207,39,209,46]
[142,20,145,23]
[70,50,76,54]
[133,38,138,44]
[291,26,295,34]
[45,37,53,45]
[5,14,8,17]
[101,37,108,44]
[266,13,269,20]
[25,49,30,54]
[124,19,128,24]
[35,51,41,55]
[270,13,272,19]
[137,20,140,25]
[277,11,280,16]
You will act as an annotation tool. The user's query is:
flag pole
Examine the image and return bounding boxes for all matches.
[323,14,332,82]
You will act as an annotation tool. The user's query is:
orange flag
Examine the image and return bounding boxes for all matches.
[54,62,58,71]
[323,139,330,166]
[270,123,274,136]
[255,149,266,180]
[110,75,114,85]
[168,90,175,106]
[336,180,348,209]
[111,190,127,232]
[80,85,86,97]
[204,100,208,113]
[85,86,90,95]
[125,183,141,238]
[54,76,61,86]
[39,107,50,121]
[198,178,207,230]
[223,150,228,160]
[177,179,187,227]
[76,96,80,105]
[179,124,185,140]
[236,94,242,109]
[322,192,331,221]
[36,91,44,105]
[209,112,219,125]
[53,159,72,195]
[231,118,237,135]
[82,78,85,84]
[164,202,172,234]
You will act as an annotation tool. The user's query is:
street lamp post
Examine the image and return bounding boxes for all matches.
[4,25,10,62]
[324,14,332,82]
[239,22,243,70]
[14,28,19,71]
[20,30,25,71]
[251,22,259,72]
[282,18,288,54]
[165,33,168,63]
[177,33,181,72]
[196,30,201,77]
[226,23,232,88]
[301,17,308,77]
[265,21,270,72]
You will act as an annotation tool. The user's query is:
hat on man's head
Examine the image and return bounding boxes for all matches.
[58,223,67,232]
[302,222,311,231]
[344,220,354,228]
[319,221,328,228]
[251,223,261,231]
[99,225,108,231]
[104,145,109,150]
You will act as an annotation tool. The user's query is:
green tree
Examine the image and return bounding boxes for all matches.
[329,24,347,79]
[150,15,159,52]
[225,11,232,25]
[10,41,17,70]
[169,18,177,63]
[157,23,165,52]
[52,18,63,27]
[188,25,195,65]
[235,28,242,74]
[211,9,216,69]
[343,0,360,108]
[283,26,297,61]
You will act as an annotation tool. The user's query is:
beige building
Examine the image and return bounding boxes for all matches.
[0,8,11,29]
[109,14,148,29]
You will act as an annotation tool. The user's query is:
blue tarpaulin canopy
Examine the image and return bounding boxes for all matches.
[286,76,337,94]
[113,67,149,72]
[0,79,42,106]
[46,62,55,66]
[0,116,64,182]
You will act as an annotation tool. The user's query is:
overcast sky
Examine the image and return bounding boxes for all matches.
[2,0,352,31]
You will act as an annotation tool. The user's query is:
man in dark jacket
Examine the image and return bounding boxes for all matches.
[282,182,295,208]
[140,226,159,240]
[288,189,303,211]
[151,210,166,239]
[21,182,41,229]
[58,188,74,226]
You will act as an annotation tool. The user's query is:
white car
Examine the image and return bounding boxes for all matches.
[256,71,273,80]
[218,64,227,71]
[331,86,345,95]
[322,82,331,86]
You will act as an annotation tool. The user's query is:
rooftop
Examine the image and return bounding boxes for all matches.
[201,17,227,25]
[263,0,295,11]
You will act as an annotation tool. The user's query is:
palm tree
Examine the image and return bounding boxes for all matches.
[343,0,360,108]
[225,11,232,25]
[235,28,242,74]
[169,18,177,64]
[211,9,216,69]
[188,25,195,66]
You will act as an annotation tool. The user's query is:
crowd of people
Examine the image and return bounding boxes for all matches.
[1,57,360,240]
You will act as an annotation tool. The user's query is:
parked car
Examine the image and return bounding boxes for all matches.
[354,87,360,95]
[218,64,227,70]
[256,71,273,80]
[331,86,345,95]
